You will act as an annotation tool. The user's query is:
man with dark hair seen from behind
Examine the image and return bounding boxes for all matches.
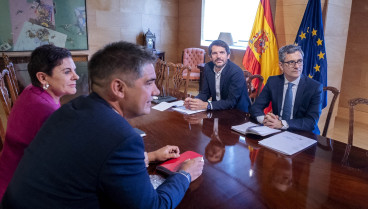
[250,44,322,134]
[184,40,251,112]
[1,41,204,209]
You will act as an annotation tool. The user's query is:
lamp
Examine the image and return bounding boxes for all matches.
[218,32,234,46]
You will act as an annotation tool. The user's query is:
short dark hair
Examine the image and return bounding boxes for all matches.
[88,41,156,88]
[208,40,231,56]
[28,44,72,87]
[278,44,304,62]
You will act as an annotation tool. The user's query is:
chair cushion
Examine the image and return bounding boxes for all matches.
[183,48,205,73]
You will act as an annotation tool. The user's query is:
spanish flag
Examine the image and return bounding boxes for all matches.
[243,0,280,89]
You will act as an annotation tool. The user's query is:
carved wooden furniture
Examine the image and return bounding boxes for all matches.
[0,69,16,118]
[321,86,340,137]
[154,59,167,96]
[243,70,263,103]
[348,97,368,146]
[247,74,264,102]
[165,62,191,100]
[2,53,19,100]
[0,69,15,151]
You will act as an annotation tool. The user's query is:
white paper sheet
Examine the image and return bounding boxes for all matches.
[152,100,184,111]
[231,122,281,136]
[172,106,206,115]
[258,131,317,155]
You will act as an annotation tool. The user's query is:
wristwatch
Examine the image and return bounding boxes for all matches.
[207,101,212,110]
[178,170,191,183]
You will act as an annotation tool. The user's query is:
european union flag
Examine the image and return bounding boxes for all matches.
[294,0,327,108]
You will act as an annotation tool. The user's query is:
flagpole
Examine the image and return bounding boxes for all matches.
[322,0,329,32]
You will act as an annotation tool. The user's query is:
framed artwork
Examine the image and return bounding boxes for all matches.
[0,0,88,51]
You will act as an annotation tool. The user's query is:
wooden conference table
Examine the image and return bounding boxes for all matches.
[128,109,368,209]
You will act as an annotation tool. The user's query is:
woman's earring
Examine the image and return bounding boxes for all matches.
[43,83,50,90]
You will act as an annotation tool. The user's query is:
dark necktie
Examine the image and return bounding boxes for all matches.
[282,83,294,120]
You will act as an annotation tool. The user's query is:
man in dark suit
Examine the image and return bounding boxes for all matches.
[1,42,204,209]
[250,44,322,134]
[184,40,250,112]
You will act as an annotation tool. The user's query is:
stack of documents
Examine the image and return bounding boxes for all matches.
[152,100,205,115]
[258,131,316,155]
[231,122,281,137]
[152,100,184,111]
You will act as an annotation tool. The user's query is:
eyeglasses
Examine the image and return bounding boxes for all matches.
[282,59,303,67]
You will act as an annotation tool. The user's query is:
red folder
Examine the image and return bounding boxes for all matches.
[156,151,203,175]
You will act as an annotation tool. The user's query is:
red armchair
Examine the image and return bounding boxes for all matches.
[182,48,205,80]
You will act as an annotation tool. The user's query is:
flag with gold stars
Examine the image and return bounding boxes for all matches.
[294,0,327,108]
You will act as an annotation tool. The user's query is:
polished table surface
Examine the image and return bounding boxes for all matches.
[128,109,368,209]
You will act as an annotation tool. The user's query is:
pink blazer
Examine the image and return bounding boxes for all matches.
[0,85,60,200]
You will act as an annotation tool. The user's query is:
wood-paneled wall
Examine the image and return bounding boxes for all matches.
[337,0,368,125]
[2,0,360,136]
[86,0,179,62]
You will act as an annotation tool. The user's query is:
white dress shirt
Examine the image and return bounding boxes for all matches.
[257,75,300,129]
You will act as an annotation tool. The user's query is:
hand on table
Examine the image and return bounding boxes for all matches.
[148,145,180,162]
[184,97,207,110]
[180,157,204,182]
[263,113,283,129]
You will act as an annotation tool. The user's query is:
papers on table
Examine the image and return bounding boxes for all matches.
[258,131,316,155]
[172,106,206,115]
[231,122,281,136]
[152,100,184,111]
[152,100,205,115]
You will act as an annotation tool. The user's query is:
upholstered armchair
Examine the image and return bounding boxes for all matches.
[182,48,205,80]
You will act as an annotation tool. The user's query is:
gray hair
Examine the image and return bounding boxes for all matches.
[89,41,156,88]
[278,45,304,62]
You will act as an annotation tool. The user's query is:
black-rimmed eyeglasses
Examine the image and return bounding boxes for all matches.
[282,59,303,67]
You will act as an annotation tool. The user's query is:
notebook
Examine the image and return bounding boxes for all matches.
[231,122,281,137]
[156,151,203,175]
[152,96,177,104]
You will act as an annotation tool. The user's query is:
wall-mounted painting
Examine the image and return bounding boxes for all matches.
[0,0,88,51]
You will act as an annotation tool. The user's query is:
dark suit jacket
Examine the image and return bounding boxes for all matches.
[196,60,250,112]
[1,93,189,209]
[250,74,322,134]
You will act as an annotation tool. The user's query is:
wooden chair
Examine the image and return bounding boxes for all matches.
[155,59,167,96]
[0,69,16,118]
[247,74,263,99]
[2,53,19,100]
[165,62,191,100]
[348,98,368,146]
[244,70,263,103]
[321,86,340,137]
[243,70,252,80]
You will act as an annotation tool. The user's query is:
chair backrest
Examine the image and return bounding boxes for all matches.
[244,70,264,103]
[243,70,252,80]
[348,98,368,146]
[155,59,167,96]
[321,86,340,137]
[182,48,205,80]
[247,75,263,98]
[0,69,15,118]
[166,62,191,100]
[2,53,19,101]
